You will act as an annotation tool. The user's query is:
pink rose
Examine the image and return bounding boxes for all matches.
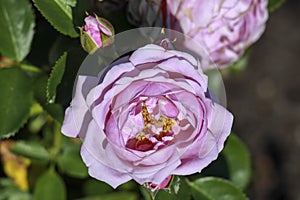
[80,15,114,53]
[61,43,233,188]
[168,0,268,68]
[127,0,268,68]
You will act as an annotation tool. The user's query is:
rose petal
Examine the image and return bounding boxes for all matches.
[86,62,135,108]
[62,75,98,138]
[156,57,208,88]
[81,146,131,188]
[207,102,234,150]
[173,102,233,175]
[158,96,179,118]
[130,44,198,67]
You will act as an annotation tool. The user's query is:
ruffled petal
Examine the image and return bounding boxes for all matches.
[173,102,233,175]
[62,75,98,138]
[207,102,234,151]
[81,146,131,188]
[130,44,198,67]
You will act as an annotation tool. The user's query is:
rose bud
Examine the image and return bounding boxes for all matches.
[145,175,173,191]
[80,15,114,53]
[62,43,233,188]
[127,0,268,69]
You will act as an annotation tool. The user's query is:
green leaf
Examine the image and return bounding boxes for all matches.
[28,113,47,134]
[0,189,31,200]
[268,0,285,12]
[0,0,35,62]
[20,64,42,75]
[169,176,191,200]
[139,186,153,200]
[0,178,31,200]
[118,181,137,191]
[33,0,78,37]
[33,169,66,200]
[79,192,138,200]
[189,177,248,200]
[0,178,15,188]
[205,69,225,100]
[229,50,251,74]
[0,179,31,199]
[223,134,251,189]
[64,0,76,7]
[155,190,174,200]
[57,144,88,178]
[56,47,86,108]
[83,179,113,196]
[33,75,64,123]
[47,52,67,104]
[0,68,33,138]
[45,104,64,123]
[11,141,51,162]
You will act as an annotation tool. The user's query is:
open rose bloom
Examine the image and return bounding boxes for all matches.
[127,0,268,68]
[62,41,233,188]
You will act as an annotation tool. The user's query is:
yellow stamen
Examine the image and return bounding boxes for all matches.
[184,8,193,22]
[136,101,175,141]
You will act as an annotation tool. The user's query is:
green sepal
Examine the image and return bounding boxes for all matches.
[80,27,99,54]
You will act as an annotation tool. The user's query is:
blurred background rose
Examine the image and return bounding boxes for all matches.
[224,0,300,199]
[127,0,268,69]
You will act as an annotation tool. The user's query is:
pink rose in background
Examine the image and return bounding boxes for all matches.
[127,0,268,68]
[80,15,114,53]
[167,0,268,68]
[61,43,233,188]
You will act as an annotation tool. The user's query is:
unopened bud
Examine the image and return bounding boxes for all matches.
[80,15,114,53]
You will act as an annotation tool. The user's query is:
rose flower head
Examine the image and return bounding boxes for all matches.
[127,0,268,68]
[62,43,233,189]
[80,15,114,54]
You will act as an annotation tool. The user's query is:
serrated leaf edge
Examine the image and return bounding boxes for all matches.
[32,0,78,37]
[0,0,35,61]
[0,69,34,139]
[0,104,31,139]
[46,52,67,104]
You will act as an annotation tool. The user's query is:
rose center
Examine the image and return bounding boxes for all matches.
[126,101,176,151]
[139,101,175,139]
